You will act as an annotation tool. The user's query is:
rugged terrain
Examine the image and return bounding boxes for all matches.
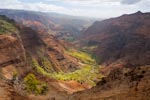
[69,11,150,100]
[78,11,150,67]
[0,10,150,100]
[0,9,94,41]
[70,65,150,100]
[0,14,100,100]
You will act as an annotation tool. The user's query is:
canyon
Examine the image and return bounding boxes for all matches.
[0,9,150,100]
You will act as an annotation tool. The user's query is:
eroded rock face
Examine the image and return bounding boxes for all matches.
[0,35,26,79]
[18,25,81,73]
[0,15,84,77]
[0,15,83,100]
[0,15,85,100]
[0,79,30,100]
[0,35,25,66]
[41,33,81,72]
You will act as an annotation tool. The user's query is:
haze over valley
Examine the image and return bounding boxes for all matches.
[0,0,150,100]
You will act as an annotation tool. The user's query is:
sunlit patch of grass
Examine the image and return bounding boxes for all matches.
[0,19,17,34]
[66,49,96,65]
[31,48,103,86]
[53,65,103,86]
[40,57,54,73]
[32,58,52,76]
[32,58,103,86]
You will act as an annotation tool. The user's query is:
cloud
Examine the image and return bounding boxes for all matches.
[121,0,142,5]
[0,0,71,13]
[0,0,149,18]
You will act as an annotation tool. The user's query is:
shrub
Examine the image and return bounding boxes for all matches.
[24,73,48,95]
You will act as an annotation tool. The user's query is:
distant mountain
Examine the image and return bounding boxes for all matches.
[0,11,150,100]
[0,9,95,41]
[78,11,150,67]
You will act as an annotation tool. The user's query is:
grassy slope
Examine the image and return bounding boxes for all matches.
[66,49,96,65]
[0,15,17,35]
[31,49,103,86]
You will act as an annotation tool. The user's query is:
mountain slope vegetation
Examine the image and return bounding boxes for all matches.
[0,15,17,34]
[0,10,150,100]
[0,15,102,99]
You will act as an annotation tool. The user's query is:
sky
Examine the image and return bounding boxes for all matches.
[0,0,149,18]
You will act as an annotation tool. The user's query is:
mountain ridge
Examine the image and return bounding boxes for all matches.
[78,11,150,68]
[0,9,96,41]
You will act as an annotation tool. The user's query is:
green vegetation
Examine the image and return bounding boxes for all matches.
[0,15,17,35]
[40,57,54,73]
[66,49,96,65]
[80,46,102,64]
[12,71,18,80]
[32,58,51,76]
[24,73,48,95]
[53,65,103,86]
[31,48,102,87]
[32,57,103,86]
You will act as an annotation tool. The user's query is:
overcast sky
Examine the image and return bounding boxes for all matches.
[0,0,149,18]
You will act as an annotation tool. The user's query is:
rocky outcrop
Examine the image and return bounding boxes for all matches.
[0,35,20,66]
[70,65,150,100]
[0,34,26,79]
[0,79,30,100]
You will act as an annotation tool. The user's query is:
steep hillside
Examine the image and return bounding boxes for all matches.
[68,12,150,100]
[0,15,26,79]
[1,10,150,100]
[0,9,94,41]
[0,15,29,100]
[78,11,150,67]
[0,15,102,99]
[0,15,100,77]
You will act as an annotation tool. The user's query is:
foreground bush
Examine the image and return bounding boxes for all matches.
[24,73,48,95]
